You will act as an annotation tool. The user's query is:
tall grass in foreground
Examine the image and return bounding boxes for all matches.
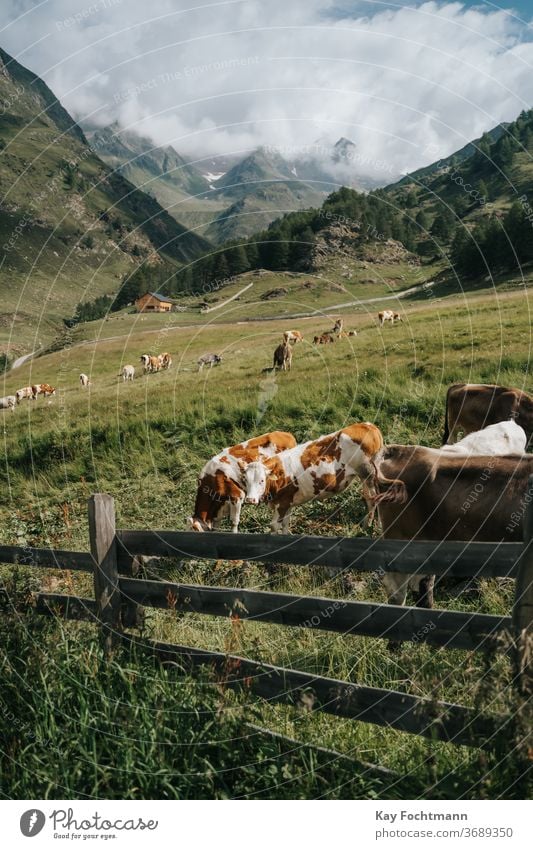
[0,614,529,800]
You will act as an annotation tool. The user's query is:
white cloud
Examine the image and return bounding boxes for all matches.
[2,0,533,178]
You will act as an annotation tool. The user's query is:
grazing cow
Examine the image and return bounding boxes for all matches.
[188,430,297,533]
[378,310,395,326]
[443,382,533,444]
[32,383,55,399]
[0,395,17,412]
[79,373,91,388]
[313,333,334,345]
[273,341,292,371]
[331,318,344,335]
[16,386,34,402]
[158,352,172,370]
[283,330,303,345]
[140,354,151,374]
[198,353,222,371]
[240,422,391,534]
[374,447,533,609]
[121,365,135,382]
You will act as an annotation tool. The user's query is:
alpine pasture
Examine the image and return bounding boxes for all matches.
[0,284,531,799]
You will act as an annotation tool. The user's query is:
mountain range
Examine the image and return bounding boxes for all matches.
[84,124,370,244]
[1,42,532,355]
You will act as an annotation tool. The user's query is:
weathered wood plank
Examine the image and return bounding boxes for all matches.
[0,545,94,572]
[512,476,533,696]
[116,530,520,578]
[123,634,510,749]
[88,494,122,655]
[35,593,96,621]
[120,577,510,651]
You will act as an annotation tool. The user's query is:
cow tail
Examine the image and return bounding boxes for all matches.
[371,462,408,506]
[442,387,450,445]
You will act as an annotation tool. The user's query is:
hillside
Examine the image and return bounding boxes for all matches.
[384,109,533,279]
[396,123,508,187]
[0,48,210,354]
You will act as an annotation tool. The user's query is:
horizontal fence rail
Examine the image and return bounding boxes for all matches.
[118,577,511,652]
[116,530,522,578]
[0,544,94,572]
[122,634,511,750]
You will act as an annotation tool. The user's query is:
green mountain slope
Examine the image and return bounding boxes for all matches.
[86,123,211,203]
[0,47,210,354]
[384,109,533,283]
[396,123,508,188]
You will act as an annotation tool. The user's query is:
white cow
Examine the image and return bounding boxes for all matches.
[0,395,17,412]
[79,373,91,387]
[121,365,135,382]
[438,420,526,456]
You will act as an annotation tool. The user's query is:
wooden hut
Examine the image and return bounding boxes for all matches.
[135,292,173,313]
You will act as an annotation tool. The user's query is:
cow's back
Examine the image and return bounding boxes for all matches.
[377,445,533,542]
[445,383,533,442]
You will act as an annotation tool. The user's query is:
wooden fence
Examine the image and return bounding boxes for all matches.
[2,487,533,754]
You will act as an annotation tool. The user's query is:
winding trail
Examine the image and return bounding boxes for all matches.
[6,278,440,364]
[10,349,40,370]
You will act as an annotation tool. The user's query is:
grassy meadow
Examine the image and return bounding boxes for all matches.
[0,283,532,799]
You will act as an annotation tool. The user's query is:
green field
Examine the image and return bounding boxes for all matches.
[0,284,532,799]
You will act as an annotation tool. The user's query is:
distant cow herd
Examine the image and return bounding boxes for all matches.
[188,381,533,609]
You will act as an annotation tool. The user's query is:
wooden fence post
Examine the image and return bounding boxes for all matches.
[88,493,122,656]
[512,475,533,697]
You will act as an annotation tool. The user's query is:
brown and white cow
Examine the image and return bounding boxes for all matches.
[140,354,151,374]
[158,352,172,369]
[79,373,91,388]
[378,310,395,326]
[16,386,34,402]
[240,422,390,534]
[32,383,56,399]
[374,446,533,608]
[273,341,292,371]
[443,382,533,444]
[283,330,303,345]
[188,431,297,533]
[313,333,334,345]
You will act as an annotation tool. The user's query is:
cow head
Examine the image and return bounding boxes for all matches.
[239,459,271,505]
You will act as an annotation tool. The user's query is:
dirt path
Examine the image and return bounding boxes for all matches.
[10,349,40,370]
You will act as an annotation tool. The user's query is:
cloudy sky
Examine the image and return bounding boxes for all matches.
[2,1,533,178]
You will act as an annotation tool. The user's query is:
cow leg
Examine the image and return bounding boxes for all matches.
[382,572,409,606]
[229,498,243,533]
[270,505,291,534]
[414,574,435,609]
